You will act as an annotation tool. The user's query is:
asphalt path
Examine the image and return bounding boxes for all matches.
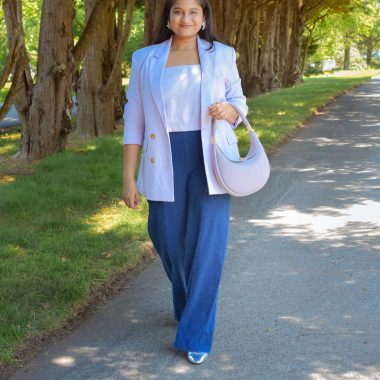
[0,105,20,128]
[0,98,78,128]
[9,77,380,380]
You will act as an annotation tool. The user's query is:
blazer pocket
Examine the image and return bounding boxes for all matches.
[143,138,149,153]
[226,133,238,145]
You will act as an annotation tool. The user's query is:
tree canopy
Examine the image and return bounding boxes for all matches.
[0,0,379,160]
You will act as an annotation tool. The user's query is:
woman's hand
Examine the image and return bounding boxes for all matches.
[208,102,238,125]
[123,177,141,209]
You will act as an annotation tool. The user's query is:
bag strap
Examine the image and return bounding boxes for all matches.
[211,103,260,159]
[229,104,254,132]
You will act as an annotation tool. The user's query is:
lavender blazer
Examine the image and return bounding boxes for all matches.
[123,34,248,202]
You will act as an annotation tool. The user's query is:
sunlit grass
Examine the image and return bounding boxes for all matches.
[0,130,148,365]
[0,129,21,157]
[0,175,16,184]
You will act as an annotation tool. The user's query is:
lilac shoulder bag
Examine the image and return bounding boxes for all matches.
[211,105,270,197]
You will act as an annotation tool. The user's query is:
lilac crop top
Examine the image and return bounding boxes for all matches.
[162,64,201,132]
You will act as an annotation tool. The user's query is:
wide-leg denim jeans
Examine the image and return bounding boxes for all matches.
[147,130,231,353]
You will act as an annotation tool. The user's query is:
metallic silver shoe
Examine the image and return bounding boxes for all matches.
[187,351,208,364]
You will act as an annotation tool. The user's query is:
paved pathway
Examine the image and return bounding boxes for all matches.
[0,98,78,128]
[0,105,19,128]
[10,78,380,380]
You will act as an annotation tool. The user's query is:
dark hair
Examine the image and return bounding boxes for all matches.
[151,0,222,51]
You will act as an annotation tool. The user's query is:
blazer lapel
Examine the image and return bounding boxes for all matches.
[148,34,216,131]
[198,35,216,131]
[149,36,172,129]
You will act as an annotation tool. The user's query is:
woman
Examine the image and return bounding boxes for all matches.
[123,0,248,364]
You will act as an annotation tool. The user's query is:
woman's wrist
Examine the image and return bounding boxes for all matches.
[227,104,239,124]
[124,174,135,183]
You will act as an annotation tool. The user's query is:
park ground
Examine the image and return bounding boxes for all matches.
[0,70,379,379]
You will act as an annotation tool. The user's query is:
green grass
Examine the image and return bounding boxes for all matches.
[0,128,21,157]
[0,69,379,368]
[0,130,149,366]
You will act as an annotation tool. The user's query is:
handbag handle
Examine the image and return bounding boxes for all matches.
[211,103,260,160]
[230,104,254,132]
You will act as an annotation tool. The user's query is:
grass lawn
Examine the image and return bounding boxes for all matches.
[0,131,150,368]
[0,69,379,370]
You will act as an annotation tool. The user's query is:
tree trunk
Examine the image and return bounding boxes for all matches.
[142,0,308,96]
[366,38,373,66]
[144,0,165,45]
[3,0,121,160]
[75,0,116,139]
[19,0,75,160]
[209,0,243,44]
[237,0,288,96]
[258,1,278,93]
[278,0,292,86]
[236,1,260,97]
[286,1,305,86]
[301,23,315,77]
[2,0,35,159]
[75,0,135,139]
[344,45,350,70]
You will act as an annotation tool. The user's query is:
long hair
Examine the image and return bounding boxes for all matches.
[151,0,222,51]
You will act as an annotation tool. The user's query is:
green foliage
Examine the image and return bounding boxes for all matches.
[305,0,380,69]
[308,16,343,61]
[304,0,380,70]
[73,0,86,43]
[22,0,42,73]
[0,1,42,75]
[122,6,145,77]
[0,7,9,69]
[0,85,10,104]
[359,0,380,41]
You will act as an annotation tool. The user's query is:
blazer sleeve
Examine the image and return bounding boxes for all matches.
[123,51,145,145]
[225,47,248,129]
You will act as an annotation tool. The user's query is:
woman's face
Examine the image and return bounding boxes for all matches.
[169,0,204,38]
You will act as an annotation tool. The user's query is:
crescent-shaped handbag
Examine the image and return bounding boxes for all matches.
[211,105,270,197]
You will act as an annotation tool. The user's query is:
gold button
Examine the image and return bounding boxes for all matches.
[150,157,156,164]
[150,133,156,139]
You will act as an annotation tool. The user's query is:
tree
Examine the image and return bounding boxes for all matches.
[305,0,374,70]
[3,1,77,158]
[301,1,360,74]
[2,0,375,162]
[359,0,380,65]
[143,0,364,96]
[1,0,128,160]
[144,0,165,46]
[74,0,135,140]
